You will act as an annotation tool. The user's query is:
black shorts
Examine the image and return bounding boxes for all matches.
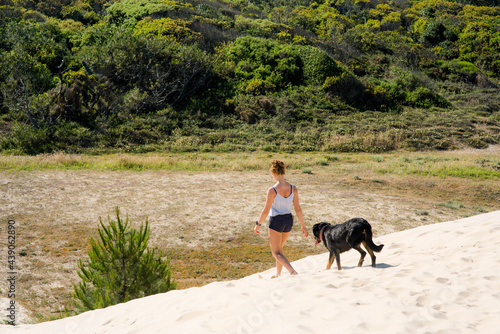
[268,214,293,233]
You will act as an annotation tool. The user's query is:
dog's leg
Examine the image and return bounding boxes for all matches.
[362,241,376,267]
[326,252,335,270]
[353,244,366,267]
[333,250,342,270]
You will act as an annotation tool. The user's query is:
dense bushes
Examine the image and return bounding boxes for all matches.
[0,0,499,154]
[106,0,194,24]
[222,36,303,92]
[77,25,213,108]
[224,37,341,96]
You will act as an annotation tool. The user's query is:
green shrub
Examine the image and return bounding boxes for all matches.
[234,94,275,124]
[61,1,99,24]
[52,121,96,151]
[323,72,368,108]
[133,17,201,42]
[423,59,478,83]
[298,45,344,86]
[107,0,194,24]
[468,136,489,149]
[222,36,346,92]
[73,207,176,311]
[302,167,313,174]
[420,20,448,46]
[234,15,291,37]
[3,19,68,73]
[0,123,54,155]
[76,24,214,110]
[459,20,500,76]
[223,36,302,90]
[405,87,450,108]
[377,68,450,109]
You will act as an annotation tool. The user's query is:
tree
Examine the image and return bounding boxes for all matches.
[0,19,64,127]
[76,24,213,109]
[73,207,176,311]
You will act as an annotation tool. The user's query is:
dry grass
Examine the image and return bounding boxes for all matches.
[0,148,499,323]
[1,147,499,177]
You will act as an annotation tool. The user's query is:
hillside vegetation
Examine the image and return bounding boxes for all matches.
[1,0,499,154]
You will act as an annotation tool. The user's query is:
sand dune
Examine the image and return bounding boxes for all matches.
[4,211,500,334]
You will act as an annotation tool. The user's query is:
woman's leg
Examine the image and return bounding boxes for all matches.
[268,229,296,276]
[275,231,292,276]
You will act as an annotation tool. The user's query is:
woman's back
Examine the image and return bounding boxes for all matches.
[270,184,294,216]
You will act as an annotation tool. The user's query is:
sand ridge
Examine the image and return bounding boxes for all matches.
[3,210,500,334]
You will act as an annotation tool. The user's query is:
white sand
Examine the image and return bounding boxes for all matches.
[3,211,500,334]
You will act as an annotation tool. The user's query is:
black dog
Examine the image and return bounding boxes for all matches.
[313,218,384,270]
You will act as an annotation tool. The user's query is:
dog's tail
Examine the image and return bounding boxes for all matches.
[363,223,384,253]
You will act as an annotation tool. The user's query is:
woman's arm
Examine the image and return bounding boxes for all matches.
[293,186,309,237]
[254,187,276,234]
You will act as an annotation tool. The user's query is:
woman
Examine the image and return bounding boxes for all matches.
[255,160,309,277]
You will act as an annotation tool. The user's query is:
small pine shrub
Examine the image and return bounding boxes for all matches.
[73,207,176,311]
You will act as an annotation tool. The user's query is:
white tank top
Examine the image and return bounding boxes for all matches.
[270,185,294,217]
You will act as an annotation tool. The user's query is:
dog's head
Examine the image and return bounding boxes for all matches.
[312,222,330,245]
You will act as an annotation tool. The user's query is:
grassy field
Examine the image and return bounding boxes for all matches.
[1,148,499,323]
[1,148,500,177]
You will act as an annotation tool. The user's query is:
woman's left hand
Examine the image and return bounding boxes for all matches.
[301,226,309,237]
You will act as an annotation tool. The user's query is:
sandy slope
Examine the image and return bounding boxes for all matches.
[3,210,500,334]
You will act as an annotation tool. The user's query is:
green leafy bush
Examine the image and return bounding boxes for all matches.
[405,87,450,108]
[376,68,450,109]
[0,122,54,154]
[76,24,213,109]
[459,20,500,76]
[223,36,302,91]
[323,72,367,108]
[133,17,201,42]
[222,36,346,92]
[107,0,194,24]
[234,15,292,37]
[423,59,479,83]
[298,45,344,85]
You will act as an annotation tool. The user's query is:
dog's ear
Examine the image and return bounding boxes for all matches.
[312,223,321,236]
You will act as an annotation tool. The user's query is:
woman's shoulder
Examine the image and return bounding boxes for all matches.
[267,186,278,195]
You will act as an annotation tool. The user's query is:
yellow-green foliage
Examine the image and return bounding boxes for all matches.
[403,0,500,75]
[459,5,500,20]
[408,0,463,15]
[459,19,499,73]
[382,12,401,26]
[62,70,88,84]
[192,15,233,30]
[0,4,26,20]
[134,17,201,42]
[107,0,194,22]
[52,18,85,37]
[234,15,292,37]
[312,5,354,40]
[369,4,392,19]
[243,79,276,95]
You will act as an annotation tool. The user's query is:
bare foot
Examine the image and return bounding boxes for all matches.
[271,274,280,279]
[290,270,298,275]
